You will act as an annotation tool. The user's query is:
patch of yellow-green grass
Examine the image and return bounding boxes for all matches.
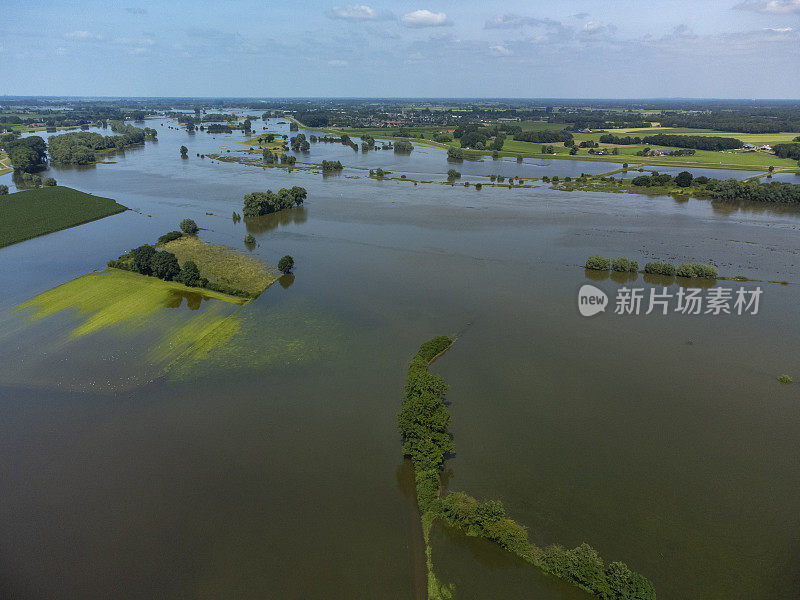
[162,235,278,296]
[240,134,285,155]
[149,307,242,367]
[16,268,245,339]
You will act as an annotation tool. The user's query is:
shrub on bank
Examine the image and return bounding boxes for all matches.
[611,257,639,272]
[585,255,611,271]
[644,261,676,276]
[676,262,718,278]
[157,231,183,244]
[180,218,199,234]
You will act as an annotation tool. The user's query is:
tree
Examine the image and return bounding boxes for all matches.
[180,218,199,234]
[0,185,9,195]
[131,244,156,275]
[176,260,201,286]
[244,234,256,245]
[180,145,188,157]
[278,255,294,274]
[675,171,694,187]
[150,250,181,280]
[43,177,57,186]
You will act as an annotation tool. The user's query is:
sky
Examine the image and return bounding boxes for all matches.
[2,0,800,98]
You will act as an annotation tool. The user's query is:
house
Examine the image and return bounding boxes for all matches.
[760,144,772,152]
[579,128,592,133]
[742,143,756,150]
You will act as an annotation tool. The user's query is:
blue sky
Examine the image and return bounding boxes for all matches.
[2,0,800,98]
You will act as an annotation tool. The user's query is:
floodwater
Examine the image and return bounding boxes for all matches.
[1,118,799,600]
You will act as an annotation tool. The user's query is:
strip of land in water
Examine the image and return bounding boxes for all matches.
[0,186,127,248]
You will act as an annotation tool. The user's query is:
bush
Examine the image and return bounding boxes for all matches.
[611,257,639,272]
[244,234,255,245]
[585,255,611,270]
[175,260,201,286]
[43,177,57,186]
[675,171,693,187]
[631,176,652,187]
[778,374,792,384]
[157,231,183,244]
[695,176,710,185]
[447,169,461,180]
[278,255,294,274]
[0,185,8,195]
[447,146,464,160]
[131,244,156,275]
[644,261,676,276]
[150,250,180,280]
[180,218,199,234]
[676,262,718,278]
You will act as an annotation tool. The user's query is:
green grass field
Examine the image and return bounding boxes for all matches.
[0,186,128,248]
[162,235,278,296]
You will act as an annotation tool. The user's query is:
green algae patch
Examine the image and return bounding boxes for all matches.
[16,268,246,339]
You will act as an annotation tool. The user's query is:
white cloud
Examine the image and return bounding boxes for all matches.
[490,44,512,56]
[327,59,349,67]
[766,26,793,31]
[485,15,562,30]
[735,0,800,13]
[401,9,449,28]
[65,30,100,40]
[330,5,382,20]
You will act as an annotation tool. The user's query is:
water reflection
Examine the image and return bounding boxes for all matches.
[244,206,307,234]
[163,289,211,309]
[278,273,295,289]
[642,273,676,286]
[584,268,609,282]
[610,271,638,284]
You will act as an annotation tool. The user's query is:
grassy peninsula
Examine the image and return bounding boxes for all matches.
[0,186,127,248]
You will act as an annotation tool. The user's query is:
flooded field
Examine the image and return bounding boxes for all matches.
[1,117,798,600]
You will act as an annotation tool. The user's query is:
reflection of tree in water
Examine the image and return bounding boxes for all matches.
[164,289,208,310]
[244,206,307,234]
[610,270,638,284]
[278,273,295,289]
[584,268,610,282]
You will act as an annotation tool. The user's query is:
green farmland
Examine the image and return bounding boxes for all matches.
[0,186,128,248]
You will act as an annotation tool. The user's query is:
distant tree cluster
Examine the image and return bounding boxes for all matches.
[243,186,307,217]
[290,133,310,152]
[48,125,154,165]
[514,130,574,144]
[773,143,800,161]
[321,160,343,172]
[0,134,47,173]
[640,134,742,151]
[393,140,413,153]
[206,124,233,134]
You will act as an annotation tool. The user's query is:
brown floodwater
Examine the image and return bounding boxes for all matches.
[0,118,798,599]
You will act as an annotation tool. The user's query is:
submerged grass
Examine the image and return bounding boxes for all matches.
[0,186,127,248]
[162,235,278,296]
[16,268,245,339]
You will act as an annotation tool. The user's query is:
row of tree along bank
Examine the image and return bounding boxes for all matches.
[399,337,656,600]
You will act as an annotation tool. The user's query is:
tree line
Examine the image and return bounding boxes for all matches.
[242,186,307,217]
[398,337,656,600]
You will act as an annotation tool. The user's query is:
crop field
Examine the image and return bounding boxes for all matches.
[0,186,128,248]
